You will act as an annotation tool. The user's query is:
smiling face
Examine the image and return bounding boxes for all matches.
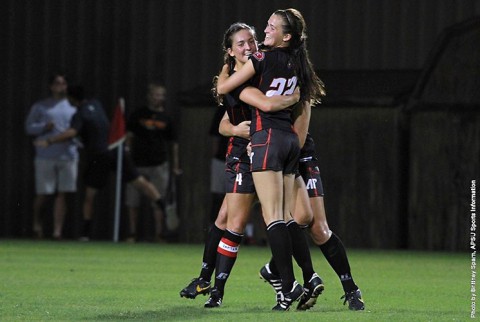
[227,28,258,69]
[263,14,290,47]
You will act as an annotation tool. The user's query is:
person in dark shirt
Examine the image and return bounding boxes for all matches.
[125,83,181,242]
[35,85,167,241]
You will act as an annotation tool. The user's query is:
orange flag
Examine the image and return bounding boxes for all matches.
[108,98,126,150]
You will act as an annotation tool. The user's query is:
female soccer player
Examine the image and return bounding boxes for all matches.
[180,22,298,308]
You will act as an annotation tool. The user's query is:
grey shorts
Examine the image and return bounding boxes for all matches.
[34,158,78,194]
[125,163,169,207]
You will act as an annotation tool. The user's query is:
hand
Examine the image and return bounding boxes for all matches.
[291,87,301,103]
[44,122,54,132]
[220,64,230,75]
[34,139,49,148]
[234,120,251,139]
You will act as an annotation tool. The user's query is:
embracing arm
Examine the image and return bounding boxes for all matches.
[216,61,256,95]
[34,128,78,147]
[218,111,250,139]
[239,86,300,112]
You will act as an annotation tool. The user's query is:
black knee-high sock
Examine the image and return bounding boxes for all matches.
[199,224,225,281]
[214,229,243,294]
[287,220,315,283]
[266,220,294,293]
[319,232,357,292]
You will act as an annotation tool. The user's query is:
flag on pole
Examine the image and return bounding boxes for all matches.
[108,98,126,150]
[108,97,126,243]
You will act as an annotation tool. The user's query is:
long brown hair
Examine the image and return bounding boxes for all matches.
[274,8,326,105]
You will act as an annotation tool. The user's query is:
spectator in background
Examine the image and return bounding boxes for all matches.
[25,73,78,240]
[125,83,181,242]
[35,85,167,241]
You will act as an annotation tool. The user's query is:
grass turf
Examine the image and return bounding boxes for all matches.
[0,240,472,321]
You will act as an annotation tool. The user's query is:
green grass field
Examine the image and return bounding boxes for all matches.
[0,240,472,321]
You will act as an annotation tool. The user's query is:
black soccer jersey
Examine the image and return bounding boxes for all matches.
[224,71,251,163]
[248,48,297,134]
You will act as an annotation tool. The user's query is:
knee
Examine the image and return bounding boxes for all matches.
[310,224,331,245]
[293,210,313,227]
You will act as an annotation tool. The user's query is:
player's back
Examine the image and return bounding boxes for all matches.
[249,48,297,133]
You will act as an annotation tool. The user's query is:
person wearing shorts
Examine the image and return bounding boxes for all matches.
[25,73,78,240]
[125,83,181,242]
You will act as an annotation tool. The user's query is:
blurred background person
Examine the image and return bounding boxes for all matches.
[25,73,78,240]
[208,106,229,227]
[35,85,167,241]
[125,83,181,242]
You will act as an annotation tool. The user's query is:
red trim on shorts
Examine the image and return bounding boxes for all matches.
[262,129,272,170]
[226,137,234,156]
[255,108,262,131]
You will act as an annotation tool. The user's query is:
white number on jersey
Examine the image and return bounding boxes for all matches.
[235,173,243,186]
[265,76,298,97]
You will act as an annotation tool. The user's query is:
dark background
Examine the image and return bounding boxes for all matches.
[1,0,479,250]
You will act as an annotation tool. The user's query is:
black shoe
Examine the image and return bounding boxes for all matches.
[180,278,211,299]
[297,273,324,310]
[341,289,365,310]
[259,263,282,294]
[204,287,223,308]
[272,281,304,311]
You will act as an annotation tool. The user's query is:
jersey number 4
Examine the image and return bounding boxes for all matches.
[266,76,298,97]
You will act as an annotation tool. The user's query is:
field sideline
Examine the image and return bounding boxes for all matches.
[0,240,471,321]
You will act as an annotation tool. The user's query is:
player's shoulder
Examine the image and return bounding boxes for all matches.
[251,51,266,62]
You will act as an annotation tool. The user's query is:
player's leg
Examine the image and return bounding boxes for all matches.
[262,176,323,310]
[180,197,227,299]
[205,192,255,308]
[310,196,364,310]
[254,170,302,310]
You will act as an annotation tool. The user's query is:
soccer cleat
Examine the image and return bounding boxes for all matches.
[204,287,223,308]
[341,289,365,311]
[297,273,325,310]
[272,281,304,311]
[179,277,211,299]
[259,263,282,294]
